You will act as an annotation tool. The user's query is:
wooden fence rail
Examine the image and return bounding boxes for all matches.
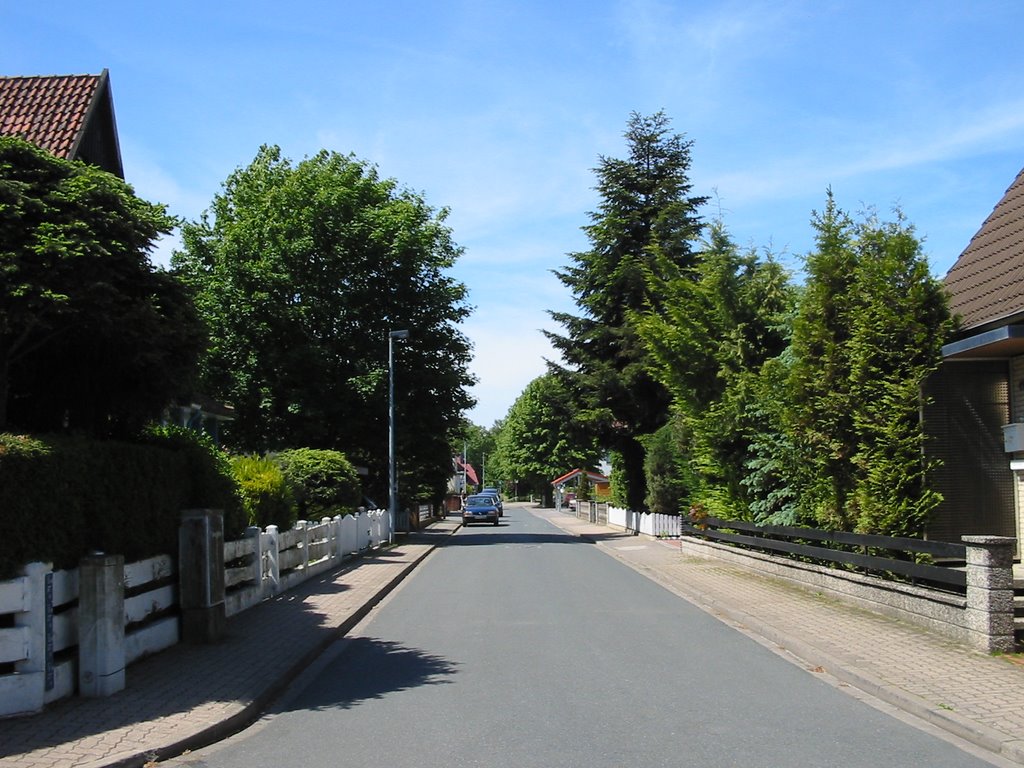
[680,516,967,591]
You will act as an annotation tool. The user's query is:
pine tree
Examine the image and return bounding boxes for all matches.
[847,212,952,535]
[547,112,706,511]
[787,190,860,528]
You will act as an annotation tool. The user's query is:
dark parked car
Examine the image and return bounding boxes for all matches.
[480,488,503,516]
[462,494,500,526]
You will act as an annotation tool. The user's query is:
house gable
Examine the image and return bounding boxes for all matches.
[944,166,1024,334]
[0,69,123,178]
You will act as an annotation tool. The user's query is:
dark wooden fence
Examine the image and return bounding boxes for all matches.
[680,516,967,592]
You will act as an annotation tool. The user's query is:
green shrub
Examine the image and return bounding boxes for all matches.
[230,455,295,530]
[141,425,246,537]
[0,433,86,577]
[0,432,189,578]
[0,427,245,580]
[273,448,361,520]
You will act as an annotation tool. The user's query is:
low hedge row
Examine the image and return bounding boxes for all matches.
[0,430,365,580]
[231,449,363,531]
[0,428,244,580]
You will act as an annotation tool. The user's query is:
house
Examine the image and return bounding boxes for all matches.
[449,455,479,495]
[926,167,1024,554]
[551,468,611,503]
[0,69,123,177]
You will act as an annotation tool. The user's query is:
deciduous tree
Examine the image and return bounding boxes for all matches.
[173,145,475,503]
[494,374,600,506]
[0,136,202,435]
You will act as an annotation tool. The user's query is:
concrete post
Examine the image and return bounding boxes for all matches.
[10,562,51,715]
[78,554,125,697]
[179,509,226,643]
[962,535,1016,653]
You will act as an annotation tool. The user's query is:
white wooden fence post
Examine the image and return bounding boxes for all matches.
[243,526,262,590]
[265,525,280,596]
[332,515,344,560]
[296,520,310,571]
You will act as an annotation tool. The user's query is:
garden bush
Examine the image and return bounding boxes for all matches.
[0,427,243,580]
[273,448,362,520]
[230,455,295,530]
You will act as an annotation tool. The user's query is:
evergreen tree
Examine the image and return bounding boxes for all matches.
[787,190,860,528]
[847,212,953,535]
[787,195,952,535]
[635,219,795,517]
[547,111,706,511]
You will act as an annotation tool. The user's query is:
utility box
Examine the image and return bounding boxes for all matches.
[1001,422,1024,453]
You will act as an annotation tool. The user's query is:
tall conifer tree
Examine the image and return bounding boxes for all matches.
[547,112,706,511]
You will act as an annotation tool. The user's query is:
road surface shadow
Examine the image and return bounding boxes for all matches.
[282,636,458,711]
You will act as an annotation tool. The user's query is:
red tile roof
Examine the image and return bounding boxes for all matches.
[944,167,1024,331]
[551,468,609,486]
[0,72,105,159]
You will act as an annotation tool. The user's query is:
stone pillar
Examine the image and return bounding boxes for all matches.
[962,535,1016,653]
[8,562,51,715]
[179,509,226,643]
[78,554,125,697]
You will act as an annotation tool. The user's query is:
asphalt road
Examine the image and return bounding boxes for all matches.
[172,502,1005,767]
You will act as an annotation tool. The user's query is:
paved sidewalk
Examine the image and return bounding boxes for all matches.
[532,507,1024,767]
[0,518,461,768]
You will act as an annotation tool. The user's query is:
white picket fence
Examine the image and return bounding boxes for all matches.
[607,506,682,538]
[224,510,389,616]
[0,509,391,718]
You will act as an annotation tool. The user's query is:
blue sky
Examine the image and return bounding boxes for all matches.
[5,1,1024,427]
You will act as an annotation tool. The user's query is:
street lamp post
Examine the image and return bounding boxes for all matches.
[388,329,410,543]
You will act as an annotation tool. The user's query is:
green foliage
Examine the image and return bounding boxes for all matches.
[845,212,953,535]
[494,374,600,505]
[788,191,860,526]
[785,198,952,534]
[547,111,707,510]
[0,428,243,579]
[625,186,951,537]
[273,447,361,519]
[453,419,502,490]
[230,455,294,530]
[634,219,796,519]
[0,136,204,436]
[576,473,591,502]
[141,425,246,536]
[741,352,806,525]
[173,145,474,505]
[641,420,686,515]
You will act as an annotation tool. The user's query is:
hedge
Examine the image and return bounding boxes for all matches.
[0,428,243,579]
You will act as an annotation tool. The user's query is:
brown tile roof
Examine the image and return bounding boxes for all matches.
[944,166,1024,331]
[0,72,105,159]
